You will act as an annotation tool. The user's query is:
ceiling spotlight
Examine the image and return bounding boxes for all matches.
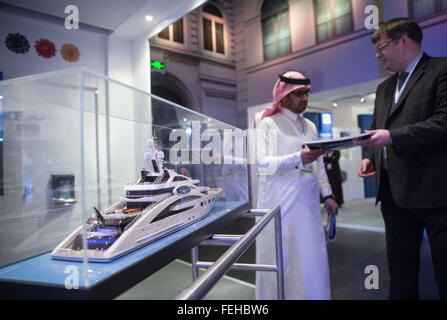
[183,118,188,122]
[332,102,338,108]
[360,97,365,103]
[145,15,154,22]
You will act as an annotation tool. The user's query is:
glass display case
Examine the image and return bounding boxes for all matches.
[0,68,249,297]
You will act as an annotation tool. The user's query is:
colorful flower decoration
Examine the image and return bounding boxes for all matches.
[34,38,57,59]
[5,33,30,54]
[60,43,80,62]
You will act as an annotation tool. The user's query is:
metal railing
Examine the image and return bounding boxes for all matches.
[175,206,284,300]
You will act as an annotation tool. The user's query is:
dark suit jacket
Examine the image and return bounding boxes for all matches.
[324,150,344,205]
[364,53,447,209]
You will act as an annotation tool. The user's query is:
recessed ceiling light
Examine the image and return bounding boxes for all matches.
[145,15,154,22]
[332,102,338,108]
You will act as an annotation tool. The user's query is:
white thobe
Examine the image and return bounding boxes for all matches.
[255,107,332,300]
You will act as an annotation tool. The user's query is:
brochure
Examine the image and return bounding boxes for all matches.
[304,133,371,151]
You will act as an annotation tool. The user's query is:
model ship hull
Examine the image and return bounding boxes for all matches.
[52,188,222,262]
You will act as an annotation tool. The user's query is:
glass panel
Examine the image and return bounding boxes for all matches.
[335,14,351,35]
[278,25,290,40]
[315,0,329,7]
[0,68,249,291]
[317,22,332,42]
[316,0,352,41]
[278,38,291,56]
[263,16,277,59]
[262,0,289,18]
[277,10,289,26]
[334,0,351,17]
[263,10,290,60]
[203,18,213,51]
[0,70,98,279]
[158,26,170,40]
[317,5,332,24]
[264,43,277,60]
[215,22,225,54]
[277,11,290,40]
[412,0,436,19]
[173,19,184,43]
[262,17,276,45]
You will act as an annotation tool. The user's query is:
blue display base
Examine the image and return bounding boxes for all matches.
[0,201,248,298]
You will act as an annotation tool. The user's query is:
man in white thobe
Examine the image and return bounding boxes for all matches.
[256,71,338,300]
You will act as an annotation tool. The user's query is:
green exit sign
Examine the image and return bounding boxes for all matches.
[151,60,165,70]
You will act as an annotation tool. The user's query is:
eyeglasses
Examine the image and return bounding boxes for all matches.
[376,38,400,52]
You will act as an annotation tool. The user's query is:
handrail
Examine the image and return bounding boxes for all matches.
[175,206,283,300]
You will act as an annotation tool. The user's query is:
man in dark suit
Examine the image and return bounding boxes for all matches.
[356,18,447,300]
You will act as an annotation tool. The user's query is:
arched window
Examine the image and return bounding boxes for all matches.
[261,0,291,61]
[314,0,353,42]
[410,0,447,20]
[202,3,225,54]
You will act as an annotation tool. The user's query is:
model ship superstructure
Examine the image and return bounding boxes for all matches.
[52,138,222,262]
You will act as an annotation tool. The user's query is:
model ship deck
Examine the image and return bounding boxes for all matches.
[52,139,222,262]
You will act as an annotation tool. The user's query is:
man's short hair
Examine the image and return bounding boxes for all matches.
[371,18,423,45]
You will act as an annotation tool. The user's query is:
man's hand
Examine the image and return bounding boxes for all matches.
[354,129,392,148]
[301,147,325,165]
[358,158,375,177]
[324,198,338,216]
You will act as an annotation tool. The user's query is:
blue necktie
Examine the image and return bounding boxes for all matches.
[397,72,409,92]
[389,72,410,116]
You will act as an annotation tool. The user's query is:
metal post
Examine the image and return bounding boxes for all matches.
[94,89,101,210]
[176,206,281,300]
[201,234,241,246]
[275,210,284,300]
[78,70,89,287]
[191,246,199,281]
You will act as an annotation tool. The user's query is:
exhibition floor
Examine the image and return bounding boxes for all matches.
[116,198,439,300]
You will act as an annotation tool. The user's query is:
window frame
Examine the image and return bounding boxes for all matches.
[313,0,354,43]
[201,6,226,56]
[156,16,186,48]
[408,0,447,21]
[261,0,292,61]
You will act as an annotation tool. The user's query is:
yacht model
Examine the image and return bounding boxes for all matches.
[52,138,222,262]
